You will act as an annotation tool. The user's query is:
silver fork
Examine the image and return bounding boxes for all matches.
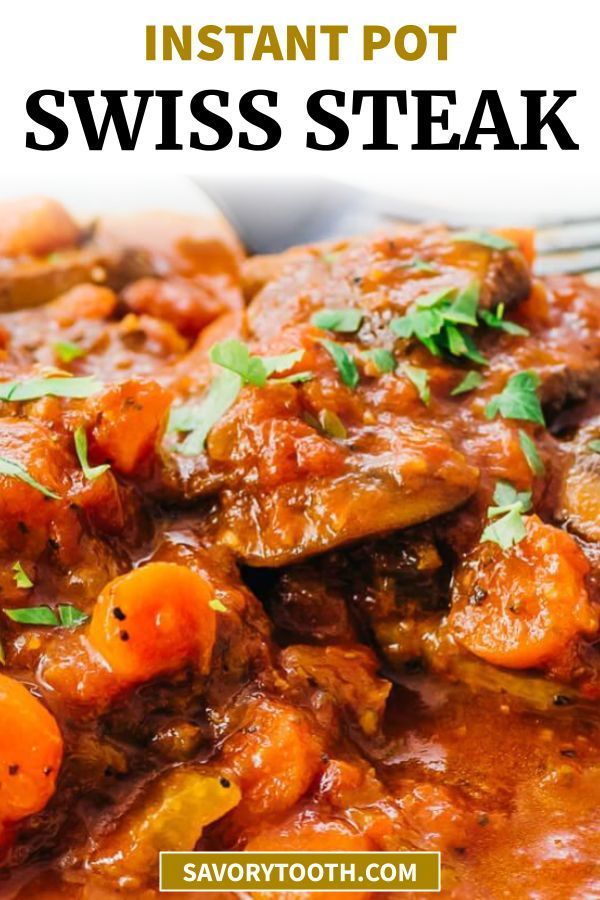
[196,176,600,281]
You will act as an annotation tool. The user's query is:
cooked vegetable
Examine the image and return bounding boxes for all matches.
[0,673,63,824]
[88,768,241,881]
[88,562,216,682]
[450,516,598,668]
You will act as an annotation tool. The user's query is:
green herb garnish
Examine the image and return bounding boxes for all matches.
[452,231,518,251]
[390,282,486,365]
[210,340,269,387]
[53,341,87,364]
[518,430,545,476]
[5,606,59,625]
[0,457,59,499]
[13,562,33,590]
[0,376,102,402]
[210,340,308,387]
[479,303,529,336]
[362,348,397,374]
[588,439,600,454]
[74,426,110,481]
[480,481,533,550]
[4,604,89,626]
[58,605,90,627]
[408,257,439,275]
[403,365,430,405]
[209,598,227,613]
[319,340,359,389]
[451,371,484,396]
[311,308,363,333]
[485,371,545,425]
[170,370,242,457]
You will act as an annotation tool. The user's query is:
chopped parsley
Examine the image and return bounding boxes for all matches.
[210,340,309,386]
[361,348,397,374]
[74,426,110,481]
[451,371,484,396]
[390,283,486,366]
[409,257,440,274]
[169,341,313,457]
[480,481,533,550]
[588,439,600,454]
[0,456,59,499]
[403,365,430,405]
[319,340,359,389]
[479,303,529,336]
[452,231,518,251]
[57,605,90,627]
[53,340,87,363]
[485,371,545,426]
[5,606,60,626]
[4,605,89,627]
[0,376,102,402]
[311,308,363,333]
[169,370,242,457]
[209,598,227,613]
[518,429,545,476]
[13,562,33,590]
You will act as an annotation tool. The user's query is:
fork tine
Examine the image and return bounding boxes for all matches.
[536,220,600,254]
[534,246,600,276]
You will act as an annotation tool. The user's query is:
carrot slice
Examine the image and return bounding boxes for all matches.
[449,516,598,669]
[88,562,216,682]
[0,674,63,824]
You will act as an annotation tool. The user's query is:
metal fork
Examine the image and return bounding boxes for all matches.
[196,176,600,281]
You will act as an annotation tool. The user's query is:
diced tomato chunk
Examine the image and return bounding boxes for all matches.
[89,379,171,474]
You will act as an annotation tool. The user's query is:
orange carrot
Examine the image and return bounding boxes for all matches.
[0,674,63,825]
[88,562,216,682]
[449,516,598,669]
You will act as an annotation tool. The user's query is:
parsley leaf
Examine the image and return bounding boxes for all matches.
[588,439,600,454]
[0,456,59,499]
[518,429,545,476]
[480,480,533,550]
[74,426,110,481]
[444,282,479,327]
[58,605,90,627]
[0,376,102,402]
[319,340,359,389]
[451,371,484,396]
[485,371,545,425]
[5,606,59,625]
[209,598,227,613]
[362,348,397,374]
[391,282,486,365]
[479,304,529,336]
[261,350,305,376]
[409,257,439,274]
[210,340,268,387]
[4,604,89,627]
[403,365,430,405]
[53,341,87,363]
[452,231,518,251]
[311,308,363,333]
[170,370,243,457]
[13,562,33,590]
